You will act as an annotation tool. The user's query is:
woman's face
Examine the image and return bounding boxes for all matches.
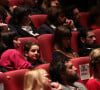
[41,71,51,89]
[25,45,40,62]
[50,0,60,7]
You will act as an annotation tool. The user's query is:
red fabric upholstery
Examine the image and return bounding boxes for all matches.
[38,34,53,62]
[18,37,38,54]
[34,63,50,74]
[80,12,89,27]
[3,69,28,90]
[70,57,92,85]
[93,29,100,45]
[8,0,24,6]
[5,16,11,24]
[0,73,5,83]
[30,15,47,29]
[71,31,78,53]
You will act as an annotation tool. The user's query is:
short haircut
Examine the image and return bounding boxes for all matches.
[77,27,92,48]
[89,48,100,72]
[50,51,70,84]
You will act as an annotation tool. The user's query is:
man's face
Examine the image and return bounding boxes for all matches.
[65,61,79,83]
[73,8,80,23]
[85,31,96,46]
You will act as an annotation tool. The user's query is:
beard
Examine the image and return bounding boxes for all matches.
[66,72,79,83]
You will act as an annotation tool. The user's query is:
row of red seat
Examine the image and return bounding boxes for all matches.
[5,12,89,29]
[0,56,91,90]
[17,29,100,63]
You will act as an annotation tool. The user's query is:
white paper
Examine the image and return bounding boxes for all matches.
[79,63,90,80]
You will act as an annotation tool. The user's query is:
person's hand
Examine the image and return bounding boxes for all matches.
[63,19,76,29]
[51,82,62,90]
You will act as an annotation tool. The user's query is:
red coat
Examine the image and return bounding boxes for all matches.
[0,49,32,71]
[86,79,100,90]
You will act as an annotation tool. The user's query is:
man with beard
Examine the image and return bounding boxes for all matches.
[50,52,87,90]
[77,27,100,57]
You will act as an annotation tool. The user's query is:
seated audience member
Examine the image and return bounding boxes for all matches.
[50,52,87,90]
[38,6,76,35]
[53,25,78,59]
[65,5,83,30]
[24,41,45,67]
[38,6,65,35]
[21,0,46,15]
[41,0,60,11]
[0,5,9,32]
[86,48,100,90]
[0,31,32,71]
[24,68,62,90]
[0,0,12,16]
[88,5,100,29]
[78,27,100,57]
[8,6,39,37]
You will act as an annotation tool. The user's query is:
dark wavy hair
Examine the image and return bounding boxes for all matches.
[50,51,70,84]
[9,6,31,26]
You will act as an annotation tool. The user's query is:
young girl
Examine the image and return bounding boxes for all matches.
[0,31,32,71]
[86,48,100,90]
[24,41,45,67]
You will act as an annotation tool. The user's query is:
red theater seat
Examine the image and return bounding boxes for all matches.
[80,12,89,27]
[34,63,50,74]
[71,57,91,85]
[71,31,78,53]
[3,69,28,90]
[8,0,24,6]
[93,29,100,45]
[5,16,11,24]
[30,15,47,29]
[17,37,38,54]
[38,34,53,62]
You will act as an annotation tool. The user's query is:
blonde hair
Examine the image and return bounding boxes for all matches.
[24,68,48,90]
[89,48,100,72]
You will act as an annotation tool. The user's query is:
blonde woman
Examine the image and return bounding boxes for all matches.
[86,48,100,90]
[24,68,62,90]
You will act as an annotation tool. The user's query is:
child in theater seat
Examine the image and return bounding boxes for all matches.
[24,41,45,67]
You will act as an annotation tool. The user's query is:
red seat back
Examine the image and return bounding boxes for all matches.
[5,16,11,24]
[3,69,28,90]
[30,15,47,29]
[80,12,89,27]
[71,57,92,85]
[93,29,100,45]
[18,37,38,54]
[8,0,24,6]
[34,63,50,74]
[38,34,53,62]
[71,31,78,53]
